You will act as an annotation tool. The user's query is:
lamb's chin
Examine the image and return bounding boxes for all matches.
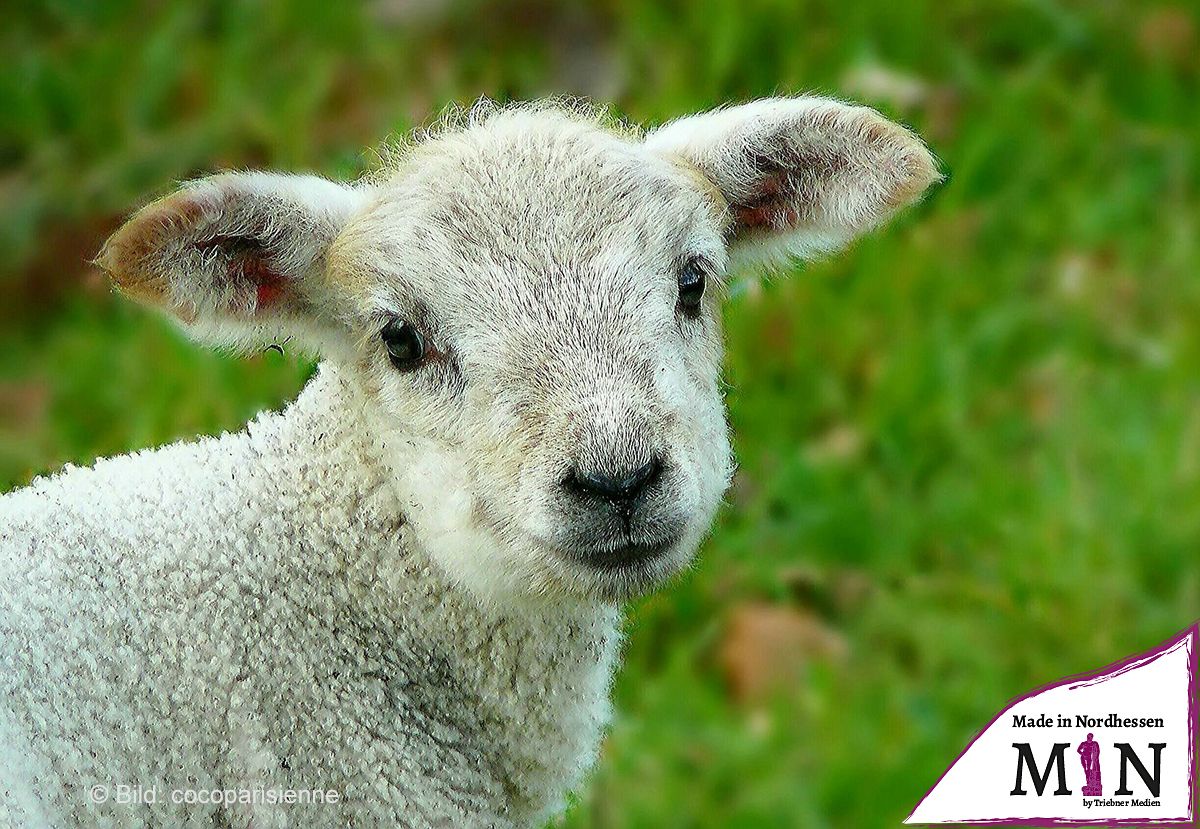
[542,538,692,603]
[425,526,691,606]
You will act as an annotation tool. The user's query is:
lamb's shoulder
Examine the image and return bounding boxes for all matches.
[0,374,402,825]
[0,427,290,827]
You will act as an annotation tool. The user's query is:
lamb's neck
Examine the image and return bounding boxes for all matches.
[265,364,622,820]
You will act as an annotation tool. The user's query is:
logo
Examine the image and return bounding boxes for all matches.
[907,624,1196,825]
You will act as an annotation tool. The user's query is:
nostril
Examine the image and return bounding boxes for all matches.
[623,457,662,494]
[568,457,665,503]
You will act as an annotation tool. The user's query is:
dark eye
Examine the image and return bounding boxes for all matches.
[380,319,426,371]
[677,257,706,318]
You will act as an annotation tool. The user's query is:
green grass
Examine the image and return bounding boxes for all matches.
[2,2,1198,827]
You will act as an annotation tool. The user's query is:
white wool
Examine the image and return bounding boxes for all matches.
[0,367,620,828]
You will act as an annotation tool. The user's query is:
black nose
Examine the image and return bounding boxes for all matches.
[568,458,664,505]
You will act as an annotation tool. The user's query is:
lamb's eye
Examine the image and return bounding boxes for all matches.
[380,320,426,371]
[677,257,706,318]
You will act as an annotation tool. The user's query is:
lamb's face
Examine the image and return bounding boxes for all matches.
[99,99,940,604]
[330,112,734,600]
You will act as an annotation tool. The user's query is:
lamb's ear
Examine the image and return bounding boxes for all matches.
[646,97,941,267]
[97,172,368,352]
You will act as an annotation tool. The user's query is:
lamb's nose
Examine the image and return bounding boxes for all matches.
[568,458,664,505]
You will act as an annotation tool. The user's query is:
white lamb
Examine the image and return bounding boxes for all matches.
[0,98,937,828]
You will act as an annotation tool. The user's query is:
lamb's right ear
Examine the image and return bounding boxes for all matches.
[97,172,368,352]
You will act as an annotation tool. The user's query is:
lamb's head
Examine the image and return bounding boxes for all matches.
[98,98,939,604]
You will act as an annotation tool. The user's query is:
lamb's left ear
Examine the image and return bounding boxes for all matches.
[646,97,941,266]
[97,172,368,352]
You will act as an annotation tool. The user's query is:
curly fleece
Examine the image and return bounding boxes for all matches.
[0,366,620,828]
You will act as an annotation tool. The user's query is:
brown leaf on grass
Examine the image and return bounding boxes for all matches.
[1138,6,1197,67]
[0,381,49,431]
[718,603,848,705]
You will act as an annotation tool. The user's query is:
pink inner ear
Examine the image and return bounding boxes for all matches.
[735,201,801,231]
[197,233,289,312]
[230,256,286,311]
[733,171,802,232]
[254,273,286,309]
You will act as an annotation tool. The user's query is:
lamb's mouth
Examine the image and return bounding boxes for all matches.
[563,535,680,573]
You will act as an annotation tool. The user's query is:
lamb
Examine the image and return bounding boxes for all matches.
[0,97,938,829]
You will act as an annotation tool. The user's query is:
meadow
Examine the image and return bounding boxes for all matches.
[2,2,1198,826]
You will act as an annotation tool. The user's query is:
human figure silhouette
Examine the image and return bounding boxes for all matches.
[1078,732,1102,796]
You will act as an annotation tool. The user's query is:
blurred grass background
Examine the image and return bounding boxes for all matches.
[2,1,1198,826]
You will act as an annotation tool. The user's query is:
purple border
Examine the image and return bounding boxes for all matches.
[905,623,1198,827]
